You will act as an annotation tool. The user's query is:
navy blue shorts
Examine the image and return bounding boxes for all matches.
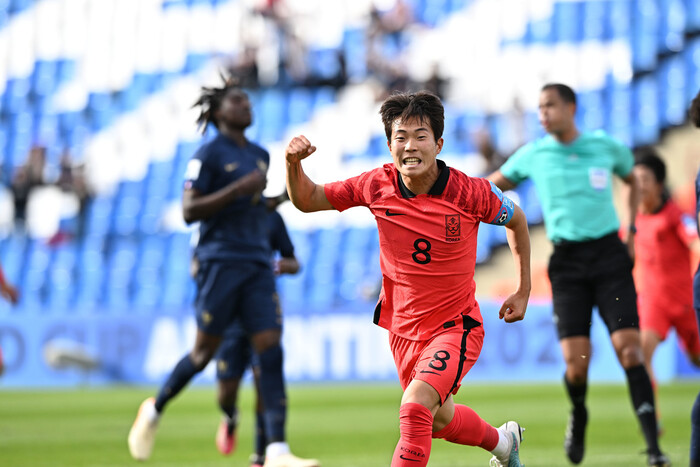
[216,321,260,380]
[194,260,281,337]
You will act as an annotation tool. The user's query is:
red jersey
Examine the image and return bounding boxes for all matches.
[634,199,698,312]
[324,160,514,340]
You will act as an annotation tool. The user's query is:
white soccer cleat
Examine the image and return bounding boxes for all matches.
[262,453,321,467]
[128,397,160,461]
[489,421,524,467]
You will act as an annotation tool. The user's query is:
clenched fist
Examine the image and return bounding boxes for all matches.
[285,135,317,164]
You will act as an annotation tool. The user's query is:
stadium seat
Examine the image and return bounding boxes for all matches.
[31,60,57,97]
[553,1,582,43]
[84,195,115,238]
[287,87,313,127]
[306,228,341,307]
[632,75,660,146]
[687,0,700,33]
[337,227,373,302]
[105,237,139,310]
[658,55,687,127]
[608,0,632,40]
[342,28,368,81]
[631,0,659,72]
[577,90,606,132]
[684,38,700,105]
[47,243,78,311]
[656,0,686,55]
[22,239,51,310]
[133,235,166,308]
[475,222,493,264]
[604,79,633,147]
[582,0,608,40]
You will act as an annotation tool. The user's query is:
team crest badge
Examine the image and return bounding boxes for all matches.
[445,214,461,239]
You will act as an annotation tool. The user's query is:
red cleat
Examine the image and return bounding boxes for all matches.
[216,418,237,455]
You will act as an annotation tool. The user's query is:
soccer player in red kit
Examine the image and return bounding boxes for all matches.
[631,148,700,388]
[284,91,531,467]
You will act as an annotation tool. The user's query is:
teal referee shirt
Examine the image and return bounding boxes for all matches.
[500,130,633,243]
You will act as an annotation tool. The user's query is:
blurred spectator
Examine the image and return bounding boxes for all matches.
[227,46,260,89]
[55,150,93,239]
[11,145,47,229]
[423,64,448,99]
[475,128,507,175]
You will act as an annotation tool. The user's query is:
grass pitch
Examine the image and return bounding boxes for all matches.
[0,382,696,466]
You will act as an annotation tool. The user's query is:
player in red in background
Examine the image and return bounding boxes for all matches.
[630,147,700,433]
[631,148,700,376]
[0,262,19,376]
[284,91,531,467]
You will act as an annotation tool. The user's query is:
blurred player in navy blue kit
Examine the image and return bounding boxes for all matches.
[215,208,300,467]
[128,75,319,467]
[689,89,700,467]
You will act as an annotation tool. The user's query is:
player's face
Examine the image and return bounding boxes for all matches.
[633,165,663,205]
[388,117,444,180]
[217,89,252,130]
[538,89,575,135]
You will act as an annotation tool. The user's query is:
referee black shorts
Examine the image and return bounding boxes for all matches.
[548,232,639,340]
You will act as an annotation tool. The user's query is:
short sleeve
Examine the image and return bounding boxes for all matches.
[499,144,533,185]
[610,137,634,178]
[184,148,213,193]
[483,181,515,225]
[323,171,374,212]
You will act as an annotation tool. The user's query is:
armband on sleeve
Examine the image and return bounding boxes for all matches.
[488,181,515,226]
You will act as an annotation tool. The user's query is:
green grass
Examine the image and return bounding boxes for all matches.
[0,382,696,466]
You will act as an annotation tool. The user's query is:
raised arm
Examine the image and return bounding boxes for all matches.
[499,204,531,323]
[285,135,334,212]
[487,169,518,191]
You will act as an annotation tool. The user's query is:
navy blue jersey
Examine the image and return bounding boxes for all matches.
[267,210,295,259]
[184,134,271,264]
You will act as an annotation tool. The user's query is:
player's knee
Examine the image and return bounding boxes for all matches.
[190,348,216,371]
[565,368,587,385]
[617,344,644,368]
[257,345,283,372]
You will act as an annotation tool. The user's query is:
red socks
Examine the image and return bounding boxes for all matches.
[391,403,433,466]
[433,403,499,451]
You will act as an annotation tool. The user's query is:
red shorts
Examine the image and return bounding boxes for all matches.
[389,315,484,404]
[639,299,700,355]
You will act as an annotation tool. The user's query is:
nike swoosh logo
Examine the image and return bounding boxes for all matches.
[385,209,405,216]
[399,455,420,462]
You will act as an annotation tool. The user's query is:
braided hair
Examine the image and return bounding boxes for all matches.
[193,72,241,133]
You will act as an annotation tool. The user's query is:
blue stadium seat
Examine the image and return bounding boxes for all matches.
[632,75,660,146]
[105,238,139,310]
[658,55,687,127]
[47,243,78,311]
[8,0,31,14]
[258,88,287,142]
[56,59,77,86]
[631,0,659,72]
[87,92,116,131]
[343,28,368,81]
[306,228,341,307]
[312,87,335,111]
[3,78,31,115]
[84,195,114,238]
[75,236,106,310]
[684,38,700,105]
[161,232,193,307]
[577,90,606,132]
[133,235,166,308]
[277,229,310,308]
[0,233,28,290]
[337,227,373,302]
[657,0,686,55]
[687,0,700,33]
[604,79,633,147]
[287,87,313,126]
[553,1,582,43]
[582,0,608,40]
[22,240,51,310]
[33,112,59,148]
[608,0,632,40]
[31,60,57,97]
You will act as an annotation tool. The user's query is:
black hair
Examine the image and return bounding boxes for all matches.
[380,91,444,142]
[634,146,666,184]
[192,73,241,133]
[690,88,700,128]
[541,83,577,106]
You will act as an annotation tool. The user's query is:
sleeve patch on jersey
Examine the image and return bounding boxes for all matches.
[682,213,698,237]
[184,159,202,181]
